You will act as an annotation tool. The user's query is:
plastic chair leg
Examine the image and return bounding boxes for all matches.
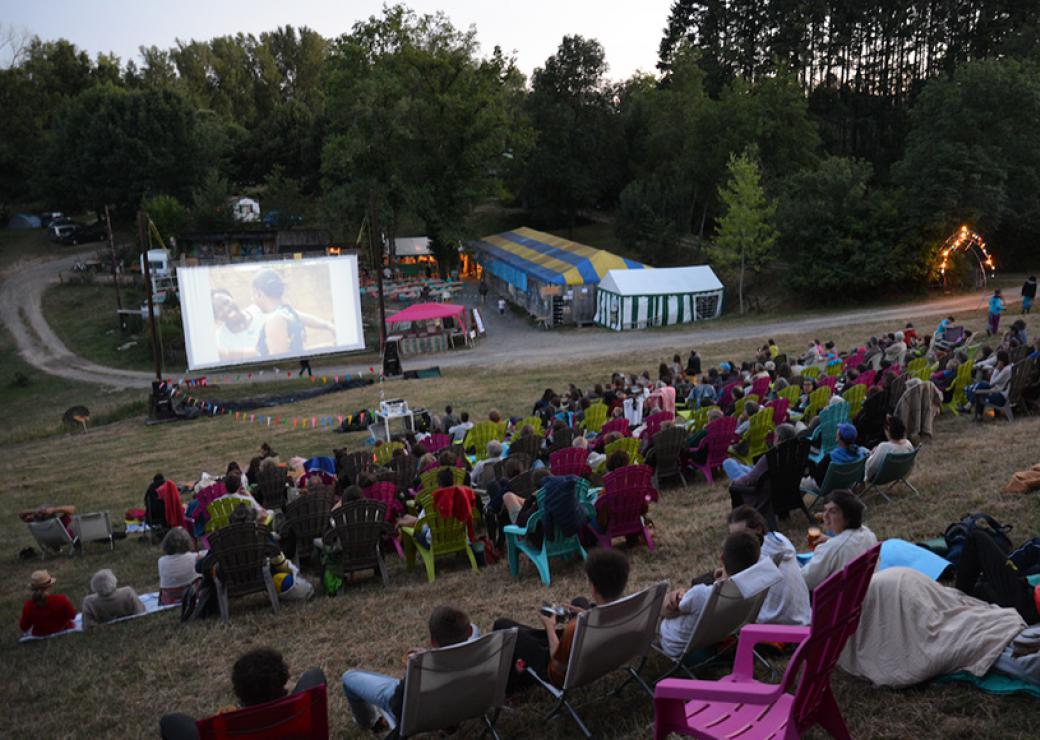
[533,554,551,586]
[263,566,280,615]
[420,549,436,582]
[506,534,520,578]
[465,544,479,571]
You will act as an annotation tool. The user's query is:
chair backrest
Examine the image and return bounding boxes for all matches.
[682,579,769,656]
[255,464,289,510]
[854,369,876,387]
[804,386,832,420]
[1006,360,1034,406]
[604,437,642,465]
[718,381,741,409]
[328,499,387,572]
[465,421,505,458]
[905,356,927,376]
[886,373,909,413]
[1010,344,1030,364]
[27,516,73,550]
[686,406,710,432]
[778,385,801,404]
[509,434,542,461]
[599,417,630,438]
[842,383,866,417]
[205,496,243,534]
[72,512,112,543]
[550,447,591,478]
[701,416,739,468]
[420,466,466,496]
[819,457,867,497]
[597,479,652,538]
[530,479,591,557]
[651,426,687,481]
[948,360,973,400]
[399,630,518,738]
[563,582,668,690]
[515,416,545,436]
[603,464,655,503]
[195,683,329,740]
[363,482,401,521]
[283,490,335,560]
[641,411,674,440]
[423,433,453,455]
[207,523,275,598]
[507,470,536,498]
[765,436,811,513]
[750,376,770,399]
[813,400,849,457]
[389,454,418,495]
[374,441,405,467]
[817,374,838,391]
[856,388,889,446]
[870,448,918,485]
[801,366,821,379]
[765,397,789,426]
[743,407,776,460]
[336,450,373,487]
[781,545,881,735]
[548,427,575,453]
[582,403,608,433]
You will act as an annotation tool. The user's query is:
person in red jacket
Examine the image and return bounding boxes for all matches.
[19,570,76,637]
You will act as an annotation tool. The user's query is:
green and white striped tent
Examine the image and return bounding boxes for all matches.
[594,266,724,331]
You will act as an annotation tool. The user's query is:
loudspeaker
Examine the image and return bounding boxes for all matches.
[382,337,403,377]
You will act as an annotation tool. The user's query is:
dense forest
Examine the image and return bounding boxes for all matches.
[1,1,1038,301]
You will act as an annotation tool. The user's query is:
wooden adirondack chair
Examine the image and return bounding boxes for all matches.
[321,499,390,587]
[464,421,506,459]
[549,447,592,478]
[401,493,478,582]
[689,416,739,485]
[735,407,775,465]
[581,403,608,433]
[207,523,281,622]
[504,482,591,586]
[808,400,850,465]
[842,383,866,418]
[653,545,881,740]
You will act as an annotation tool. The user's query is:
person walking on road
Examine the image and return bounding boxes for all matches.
[478,280,489,305]
[497,297,506,316]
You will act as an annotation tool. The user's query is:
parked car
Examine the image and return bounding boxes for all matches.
[40,212,67,227]
[49,222,78,241]
[58,223,107,245]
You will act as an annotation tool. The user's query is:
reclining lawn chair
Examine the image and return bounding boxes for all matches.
[207,522,281,623]
[807,400,849,465]
[652,545,881,740]
[862,448,920,503]
[320,499,391,587]
[282,490,335,566]
[550,447,592,478]
[71,512,114,553]
[801,457,866,510]
[194,683,328,739]
[527,582,668,738]
[651,571,774,681]
[26,516,76,558]
[398,630,518,740]
[504,483,592,586]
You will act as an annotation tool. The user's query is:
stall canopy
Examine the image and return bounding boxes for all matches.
[595,266,725,331]
[386,302,465,325]
[472,227,645,291]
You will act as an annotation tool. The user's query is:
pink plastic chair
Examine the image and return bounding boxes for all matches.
[362,482,404,558]
[853,369,876,387]
[640,411,674,440]
[750,376,770,399]
[817,375,838,391]
[588,465,656,550]
[765,397,789,425]
[597,417,630,442]
[423,433,452,454]
[842,350,865,370]
[549,447,592,478]
[718,382,741,411]
[688,416,738,485]
[653,544,881,740]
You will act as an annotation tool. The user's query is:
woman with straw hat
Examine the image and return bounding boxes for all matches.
[19,570,76,637]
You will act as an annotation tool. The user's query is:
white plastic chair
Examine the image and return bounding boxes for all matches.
[72,512,114,552]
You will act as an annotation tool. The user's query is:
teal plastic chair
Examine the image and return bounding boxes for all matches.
[862,448,919,503]
[503,480,593,586]
[808,401,849,465]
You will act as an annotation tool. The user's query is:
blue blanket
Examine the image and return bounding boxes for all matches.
[797,538,952,581]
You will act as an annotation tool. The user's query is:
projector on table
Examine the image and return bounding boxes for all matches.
[380,399,409,417]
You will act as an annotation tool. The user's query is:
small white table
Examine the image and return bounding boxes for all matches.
[375,409,415,440]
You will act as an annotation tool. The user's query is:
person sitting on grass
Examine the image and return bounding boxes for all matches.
[81,568,145,628]
[19,569,76,638]
[727,507,811,626]
[160,647,327,739]
[801,490,878,591]
[342,606,474,734]
[658,532,779,659]
[864,415,914,481]
[494,549,630,693]
[158,527,205,605]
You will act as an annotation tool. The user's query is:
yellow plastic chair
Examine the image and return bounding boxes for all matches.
[842,383,866,418]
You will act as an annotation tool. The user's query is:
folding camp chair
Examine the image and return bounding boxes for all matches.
[398,630,518,739]
[195,683,328,740]
[651,579,771,681]
[26,516,76,558]
[71,512,114,552]
[801,457,866,510]
[526,582,668,738]
[862,448,920,502]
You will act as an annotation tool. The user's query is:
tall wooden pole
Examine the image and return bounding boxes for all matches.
[368,191,387,351]
[105,205,126,331]
[138,211,163,382]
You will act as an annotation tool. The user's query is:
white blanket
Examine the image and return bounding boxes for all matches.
[19,592,177,643]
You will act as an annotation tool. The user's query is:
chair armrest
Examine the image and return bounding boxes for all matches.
[654,677,782,704]
[731,624,810,681]
[502,524,528,537]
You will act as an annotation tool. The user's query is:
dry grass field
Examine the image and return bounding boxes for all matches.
[3,309,1039,739]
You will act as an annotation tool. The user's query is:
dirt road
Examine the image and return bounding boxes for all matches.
[1,249,1015,389]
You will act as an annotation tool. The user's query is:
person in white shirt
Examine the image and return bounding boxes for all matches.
[157,527,205,604]
[802,490,877,591]
[572,436,605,470]
[883,331,908,367]
[865,415,915,481]
[658,532,781,659]
[471,440,504,488]
[448,411,474,443]
[727,506,811,626]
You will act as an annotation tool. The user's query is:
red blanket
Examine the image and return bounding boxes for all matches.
[433,485,477,541]
[157,480,187,529]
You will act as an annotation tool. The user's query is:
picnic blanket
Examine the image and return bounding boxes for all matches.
[19,592,177,643]
[936,671,1040,698]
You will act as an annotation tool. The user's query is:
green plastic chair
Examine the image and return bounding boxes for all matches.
[503,481,593,586]
[581,403,608,434]
[825,363,843,377]
[942,362,973,415]
[906,357,932,381]
[801,457,866,510]
[735,406,775,465]
[204,496,241,534]
[808,400,850,464]
[463,421,506,459]
[602,437,643,467]
[419,466,467,497]
[515,416,545,436]
[801,366,821,380]
[374,441,405,467]
[401,492,478,583]
[842,383,866,418]
[863,449,920,503]
[777,385,801,405]
[686,406,710,432]
[797,386,832,422]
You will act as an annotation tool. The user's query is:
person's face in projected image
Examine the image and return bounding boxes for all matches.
[253,285,280,313]
[213,292,251,333]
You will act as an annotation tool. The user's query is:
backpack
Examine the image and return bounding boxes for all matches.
[944,513,1013,566]
[1008,537,1040,577]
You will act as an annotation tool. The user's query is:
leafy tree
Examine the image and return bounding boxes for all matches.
[142,194,188,248]
[709,149,777,313]
[189,169,235,231]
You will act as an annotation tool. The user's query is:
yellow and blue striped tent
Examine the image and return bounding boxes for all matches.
[472,227,645,291]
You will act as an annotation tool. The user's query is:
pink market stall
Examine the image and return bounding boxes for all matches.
[385,302,474,356]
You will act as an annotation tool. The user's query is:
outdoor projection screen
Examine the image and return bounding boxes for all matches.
[178,255,364,371]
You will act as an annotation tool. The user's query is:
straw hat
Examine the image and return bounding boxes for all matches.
[30,570,55,590]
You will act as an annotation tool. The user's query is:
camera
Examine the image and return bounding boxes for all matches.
[539,602,569,622]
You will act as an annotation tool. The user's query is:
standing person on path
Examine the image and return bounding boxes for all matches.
[1022,276,1037,315]
[497,297,506,316]
[987,289,1006,336]
[478,280,488,304]
[298,359,312,377]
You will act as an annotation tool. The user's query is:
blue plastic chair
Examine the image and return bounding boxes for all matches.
[808,401,849,465]
[503,480,593,587]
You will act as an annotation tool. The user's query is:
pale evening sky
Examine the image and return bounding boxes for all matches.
[2,0,674,81]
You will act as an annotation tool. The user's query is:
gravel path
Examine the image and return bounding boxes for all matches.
[1,250,1010,389]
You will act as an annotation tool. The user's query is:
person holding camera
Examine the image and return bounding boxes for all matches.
[493,549,630,693]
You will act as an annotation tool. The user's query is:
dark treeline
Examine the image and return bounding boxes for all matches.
[1,2,1038,301]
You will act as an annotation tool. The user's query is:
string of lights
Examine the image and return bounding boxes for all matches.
[938,225,995,287]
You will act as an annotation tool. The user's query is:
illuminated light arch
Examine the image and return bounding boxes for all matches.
[938,225,995,288]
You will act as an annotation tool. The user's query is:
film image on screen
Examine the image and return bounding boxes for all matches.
[177,255,365,370]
